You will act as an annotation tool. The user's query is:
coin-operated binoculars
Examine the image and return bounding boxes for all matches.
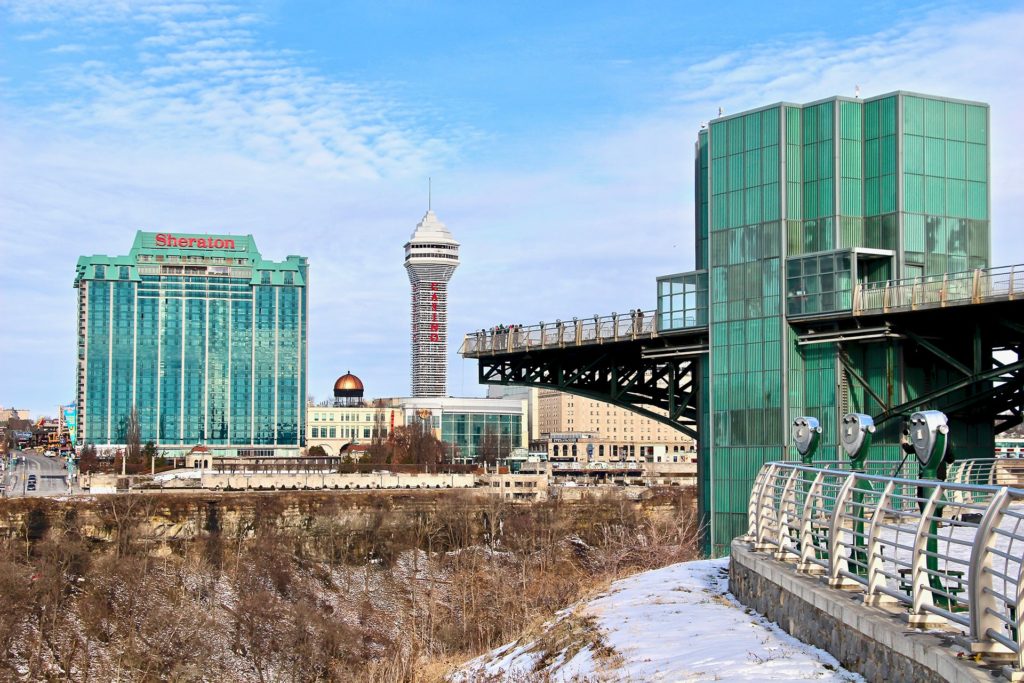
[839,413,875,577]
[908,410,949,480]
[906,410,955,612]
[792,417,821,466]
[840,413,875,472]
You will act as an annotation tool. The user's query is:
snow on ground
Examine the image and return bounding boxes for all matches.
[152,468,202,481]
[454,558,863,682]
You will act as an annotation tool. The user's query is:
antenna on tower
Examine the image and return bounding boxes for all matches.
[428,177,432,211]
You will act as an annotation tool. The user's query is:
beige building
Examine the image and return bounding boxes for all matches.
[306,402,404,455]
[535,389,695,463]
[306,374,405,456]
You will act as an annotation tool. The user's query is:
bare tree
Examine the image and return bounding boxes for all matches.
[364,432,393,464]
[391,424,445,466]
[476,426,503,466]
[125,406,141,467]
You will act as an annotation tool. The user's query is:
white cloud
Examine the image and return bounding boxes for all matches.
[2,3,1024,418]
[7,0,458,181]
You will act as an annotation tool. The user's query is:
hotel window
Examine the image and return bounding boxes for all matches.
[119,266,130,280]
[311,427,318,438]
[284,272,294,285]
[329,427,336,438]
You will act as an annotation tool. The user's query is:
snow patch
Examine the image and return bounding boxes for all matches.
[453,557,863,682]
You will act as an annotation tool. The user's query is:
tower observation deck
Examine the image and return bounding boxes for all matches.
[405,210,460,397]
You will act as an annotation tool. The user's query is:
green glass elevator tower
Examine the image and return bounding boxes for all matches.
[74,231,308,455]
[660,92,991,554]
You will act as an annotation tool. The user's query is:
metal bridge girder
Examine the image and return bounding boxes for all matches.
[478,345,700,438]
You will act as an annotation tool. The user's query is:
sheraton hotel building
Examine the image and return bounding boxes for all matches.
[74,231,308,456]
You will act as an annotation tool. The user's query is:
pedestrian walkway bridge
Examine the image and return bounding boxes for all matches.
[461,263,1024,357]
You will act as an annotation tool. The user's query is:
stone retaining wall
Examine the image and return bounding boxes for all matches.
[729,539,993,683]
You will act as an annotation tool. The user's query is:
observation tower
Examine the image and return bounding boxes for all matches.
[404,209,460,397]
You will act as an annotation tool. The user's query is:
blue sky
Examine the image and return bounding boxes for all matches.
[2,0,1024,418]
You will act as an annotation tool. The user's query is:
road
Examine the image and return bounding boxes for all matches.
[5,450,72,498]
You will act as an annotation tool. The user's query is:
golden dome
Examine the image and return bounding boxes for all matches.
[333,372,364,396]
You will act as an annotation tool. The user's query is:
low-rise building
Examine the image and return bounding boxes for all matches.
[479,470,548,501]
[304,374,527,464]
[306,374,405,455]
[536,389,696,463]
[401,396,528,464]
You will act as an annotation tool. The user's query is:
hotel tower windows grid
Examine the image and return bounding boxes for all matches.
[74,231,308,451]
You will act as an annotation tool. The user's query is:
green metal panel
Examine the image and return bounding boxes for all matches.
[686,92,995,555]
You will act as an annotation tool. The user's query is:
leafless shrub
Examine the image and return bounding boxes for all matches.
[0,487,699,681]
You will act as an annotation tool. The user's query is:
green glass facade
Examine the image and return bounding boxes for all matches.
[74,232,308,453]
[441,412,523,460]
[668,92,991,554]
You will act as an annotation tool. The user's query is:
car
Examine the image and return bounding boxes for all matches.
[26,482,36,491]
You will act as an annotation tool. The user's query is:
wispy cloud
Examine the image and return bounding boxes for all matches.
[15,27,57,41]
[5,0,463,180]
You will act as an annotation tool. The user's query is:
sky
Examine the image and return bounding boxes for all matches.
[2,0,1024,418]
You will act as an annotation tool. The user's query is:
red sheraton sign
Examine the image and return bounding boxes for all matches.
[154,233,237,249]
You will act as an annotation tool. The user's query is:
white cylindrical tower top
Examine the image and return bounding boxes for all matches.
[404,210,460,265]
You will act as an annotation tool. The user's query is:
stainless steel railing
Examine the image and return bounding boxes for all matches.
[945,458,1024,506]
[461,310,658,357]
[747,461,1024,670]
[854,263,1024,315]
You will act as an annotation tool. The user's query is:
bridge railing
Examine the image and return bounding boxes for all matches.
[854,263,1024,315]
[462,309,657,357]
[747,461,1024,671]
[946,458,1024,505]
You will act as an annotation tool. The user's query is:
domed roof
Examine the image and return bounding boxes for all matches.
[333,372,364,397]
[406,210,459,246]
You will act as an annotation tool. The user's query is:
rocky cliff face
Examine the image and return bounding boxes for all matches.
[0,488,693,563]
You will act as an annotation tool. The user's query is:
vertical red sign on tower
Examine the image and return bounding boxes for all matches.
[429,282,440,342]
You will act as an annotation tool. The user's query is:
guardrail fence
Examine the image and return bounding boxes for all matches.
[854,263,1024,316]
[746,461,1024,672]
[462,309,658,356]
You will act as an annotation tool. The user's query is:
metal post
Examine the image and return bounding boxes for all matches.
[828,473,860,588]
[864,480,899,605]
[967,487,1014,656]
[746,467,769,540]
[907,486,945,626]
[774,467,801,560]
[753,463,778,550]
[798,469,827,574]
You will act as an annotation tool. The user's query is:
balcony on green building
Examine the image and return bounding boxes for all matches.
[656,270,708,332]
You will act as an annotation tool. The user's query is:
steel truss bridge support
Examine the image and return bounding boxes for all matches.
[798,298,1024,449]
[477,337,703,438]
